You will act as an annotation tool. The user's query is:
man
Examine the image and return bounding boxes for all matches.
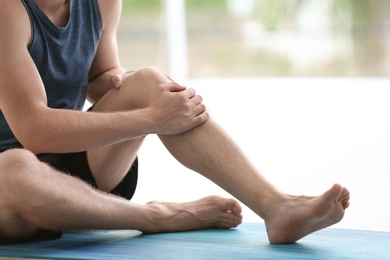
[0,0,349,244]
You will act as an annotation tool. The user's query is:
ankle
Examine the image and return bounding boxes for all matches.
[256,190,288,222]
[142,203,175,233]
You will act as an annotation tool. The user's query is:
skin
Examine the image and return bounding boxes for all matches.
[0,0,349,244]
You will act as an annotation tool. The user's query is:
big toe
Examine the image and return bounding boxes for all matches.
[324,184,344,200]
[224,198,242,215]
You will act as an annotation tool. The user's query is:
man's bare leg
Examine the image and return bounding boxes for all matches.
[86,67,350,243]
[159,117,350,244]
[86,68,243,233]
[0,149,242,242]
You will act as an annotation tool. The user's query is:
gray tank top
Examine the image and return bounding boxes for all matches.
[0,0,102,152]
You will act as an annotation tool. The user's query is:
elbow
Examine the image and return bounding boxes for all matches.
[17,130,47,155]
[12,119,49,154]
[5,106,54,154]
[21,143,45,155]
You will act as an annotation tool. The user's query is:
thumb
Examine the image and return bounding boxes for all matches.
[112,73,124,89]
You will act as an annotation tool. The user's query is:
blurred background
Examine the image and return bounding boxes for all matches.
[118,0,390,78]
[116,0,390,234]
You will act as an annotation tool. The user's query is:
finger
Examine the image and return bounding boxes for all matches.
[192,103,206,117]
[162,82,187,92]
[112,73,123,88]
[184,88,196,99]
[191,108,209,127]
[190,94,203,107]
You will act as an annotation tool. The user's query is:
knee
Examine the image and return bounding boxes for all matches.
[126,66,170,86]
[0,149,37,168]
[135,66,166,77]
[105,66,171,110]
[0,149,39,187]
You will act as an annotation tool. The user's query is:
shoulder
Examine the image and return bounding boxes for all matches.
[0,1,31,49]
[97,0,122,32]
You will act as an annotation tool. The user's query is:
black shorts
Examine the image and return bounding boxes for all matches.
[2,152,138,245]
[37,152,138,200]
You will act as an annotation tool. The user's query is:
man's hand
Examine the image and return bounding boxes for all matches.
[148,82,209,135]
[113,71,209,135]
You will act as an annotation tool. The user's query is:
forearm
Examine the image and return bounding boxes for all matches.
[19,107,153,154]
[87,67,125,104]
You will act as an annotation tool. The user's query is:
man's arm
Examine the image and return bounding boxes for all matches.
[0,1,153,154]
[0,1,207,155]
[87,0,124,104]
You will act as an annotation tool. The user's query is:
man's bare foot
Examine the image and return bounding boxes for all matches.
[143,195,243,233]
[264,184,350,244]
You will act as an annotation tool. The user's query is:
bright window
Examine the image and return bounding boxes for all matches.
[118,0,390,78]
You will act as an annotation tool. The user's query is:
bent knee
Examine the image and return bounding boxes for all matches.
[96,66,172,111]
[127,66,171,87]
[135,66,167,79]
[0,149,38,170]
[0,149,42,241]
[0,149,40,187]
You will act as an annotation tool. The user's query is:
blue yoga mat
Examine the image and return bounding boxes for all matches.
[0,223,389,259]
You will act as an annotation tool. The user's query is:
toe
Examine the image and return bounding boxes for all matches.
[223,198,242,216]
